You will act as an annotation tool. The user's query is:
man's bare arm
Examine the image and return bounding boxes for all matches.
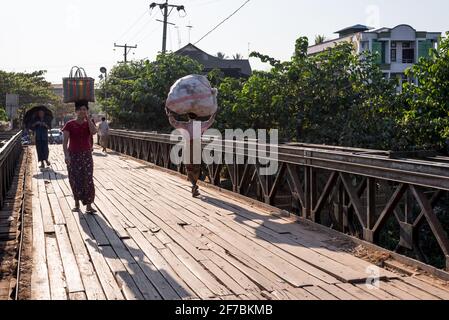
[202,111,217,131]
[167,109,187,130]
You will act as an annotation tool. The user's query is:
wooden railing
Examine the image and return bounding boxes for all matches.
[108,129,449,270]
[0,131,23,209]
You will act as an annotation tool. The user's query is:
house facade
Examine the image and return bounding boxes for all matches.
[308,24,441,87]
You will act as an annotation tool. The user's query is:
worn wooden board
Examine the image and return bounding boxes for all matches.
[45,235,68,300]
[29,146,449,301]
[30,153,51,300]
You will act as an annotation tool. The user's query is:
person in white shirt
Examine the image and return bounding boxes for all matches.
[97,117,110,152]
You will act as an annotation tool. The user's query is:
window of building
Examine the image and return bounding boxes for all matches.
[402,42,415,63]
[418,40,433,59]
[391,42,397,62]
[391,49,397,62]
[360,41,369,51]
[372,40,386,64]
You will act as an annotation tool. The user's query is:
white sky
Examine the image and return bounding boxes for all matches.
[1,0,448,84]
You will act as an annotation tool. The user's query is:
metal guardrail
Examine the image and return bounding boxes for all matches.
[108,129,449,270]
[109,129,449,191]
[0,131,23,209]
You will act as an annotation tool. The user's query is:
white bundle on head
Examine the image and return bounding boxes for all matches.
[166,75,218,117]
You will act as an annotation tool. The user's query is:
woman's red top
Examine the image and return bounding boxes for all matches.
[62,120,92,153]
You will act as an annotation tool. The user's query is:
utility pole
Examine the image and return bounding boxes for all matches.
[162,1,169,53]
[150,1,186,53]
[114,43,137,63]
[156,18,176,51]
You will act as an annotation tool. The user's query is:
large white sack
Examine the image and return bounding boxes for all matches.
[166,75,218,117]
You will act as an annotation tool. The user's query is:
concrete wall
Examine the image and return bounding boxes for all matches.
[390,25,416,41]
[307,35,356,55]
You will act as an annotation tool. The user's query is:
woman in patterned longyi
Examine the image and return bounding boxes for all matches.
[62,100,98,213]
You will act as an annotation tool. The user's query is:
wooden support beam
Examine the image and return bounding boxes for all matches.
[340,173,366,228]
[410,186,449,271]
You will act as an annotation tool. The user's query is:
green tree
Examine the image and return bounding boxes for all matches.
[294,39,399,148]
[0,70,59,107]
[0,70,60,126]
[96,33,449,154]
[314,35,326,45]
[97,54,203,131]
[216,52,228,59]
[207,68,225,88]
[0,106,7,121]
[230,37,401,147]
[401,32,449,153]
[233,53,244,60]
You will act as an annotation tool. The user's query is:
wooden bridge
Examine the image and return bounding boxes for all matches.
[1,130,449,300]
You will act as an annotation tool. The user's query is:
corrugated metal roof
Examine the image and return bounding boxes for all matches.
[176,43,252,77]
[335,24,372,34]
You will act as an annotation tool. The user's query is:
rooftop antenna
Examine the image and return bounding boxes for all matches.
[186,22,193,43]
[175,26,182,48]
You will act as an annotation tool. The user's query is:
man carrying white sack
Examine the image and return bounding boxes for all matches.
[166,109,217,197]
[166,75,219,197]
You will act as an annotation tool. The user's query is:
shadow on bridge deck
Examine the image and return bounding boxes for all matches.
[27,145,449,300]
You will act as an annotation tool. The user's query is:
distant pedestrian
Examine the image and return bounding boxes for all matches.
[31,109,51,169]
[97,117,110,153]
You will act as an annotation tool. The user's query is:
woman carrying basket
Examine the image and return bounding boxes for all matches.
[62,100,98,213]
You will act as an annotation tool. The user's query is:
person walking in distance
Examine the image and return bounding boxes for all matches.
[166,109,217,197]
[62,100,98,213]
[31,108,51,169]
[97,117,110,153]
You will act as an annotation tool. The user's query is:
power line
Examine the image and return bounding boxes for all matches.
[128,15,156,43]
[191,0,225,8]
[194,0,251,45]
[116,11,148,42]
[135,24,162,44]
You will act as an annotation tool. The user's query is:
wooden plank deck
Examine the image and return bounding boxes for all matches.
[29,145,449,300]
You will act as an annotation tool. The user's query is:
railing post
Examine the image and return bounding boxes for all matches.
[302,148,318,221]
[333,196,343,232]
[232,164,239,194]
[304,165,310,220]
[364,177,375,243]
[342,188,349,232]
[398,189,414,250]
[304,166,317,221]
[310,167,318,223]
